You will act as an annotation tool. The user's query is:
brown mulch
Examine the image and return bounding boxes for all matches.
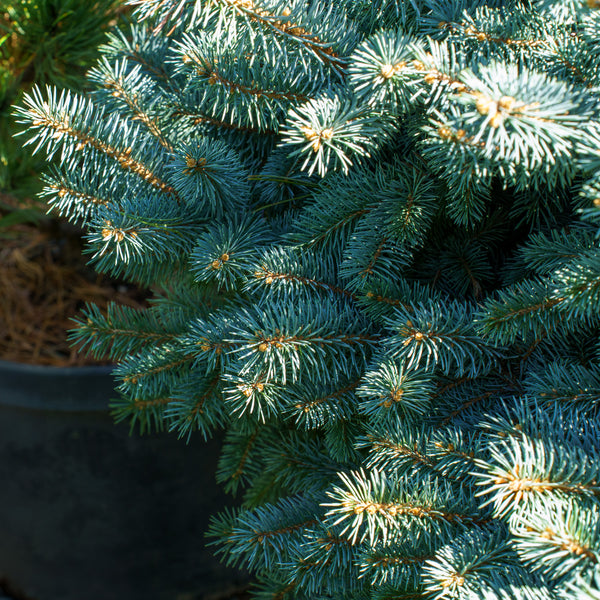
[0,214,150,367]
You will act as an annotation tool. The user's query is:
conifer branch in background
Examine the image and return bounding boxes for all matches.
[1,0,124,198]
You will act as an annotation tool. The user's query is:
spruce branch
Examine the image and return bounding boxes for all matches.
[282,95,394,176]
[70,301,182,360]
[17,86,178,197]
[386,300,499,377]
[324,469,489,546]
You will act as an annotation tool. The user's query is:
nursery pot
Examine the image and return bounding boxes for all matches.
[0,360,243,600]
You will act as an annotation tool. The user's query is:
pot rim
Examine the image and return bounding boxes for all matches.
[0,358,114,376]
[0,359,116,412]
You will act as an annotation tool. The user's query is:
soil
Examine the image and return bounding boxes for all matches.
[0,205,150,367]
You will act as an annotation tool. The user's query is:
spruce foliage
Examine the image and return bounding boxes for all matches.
[16,0,600,598]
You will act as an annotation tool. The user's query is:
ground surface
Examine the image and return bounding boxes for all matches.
[0,208,148,366]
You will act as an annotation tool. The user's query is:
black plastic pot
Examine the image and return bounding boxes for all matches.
[0,360,243,600]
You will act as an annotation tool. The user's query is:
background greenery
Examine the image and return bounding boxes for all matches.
[0,0,123,203]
